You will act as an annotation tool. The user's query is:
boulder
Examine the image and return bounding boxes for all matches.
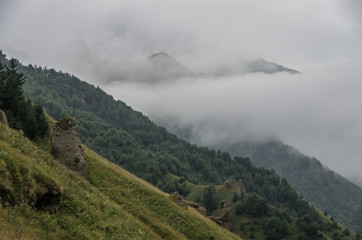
[50,117,89,180]
[0,109,8,126]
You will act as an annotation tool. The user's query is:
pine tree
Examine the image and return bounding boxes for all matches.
[0,61,6,105]
[232,192,239,202]
[202,185,217,213]
[0,57,48,139]
[3,58,26,111]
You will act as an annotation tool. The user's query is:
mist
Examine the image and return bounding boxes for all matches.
[1,0,362,185]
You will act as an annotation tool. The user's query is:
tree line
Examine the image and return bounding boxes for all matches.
[0,53,48,139]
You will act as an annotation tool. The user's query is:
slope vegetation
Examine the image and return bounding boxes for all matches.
[0,122,240,240]
[216,139,362,234]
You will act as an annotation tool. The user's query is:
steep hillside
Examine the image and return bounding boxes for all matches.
[215,139,362,234]
[160,120,362,234]
[185,182,358,240]
[1,51,360,238]
[0,121,241,240]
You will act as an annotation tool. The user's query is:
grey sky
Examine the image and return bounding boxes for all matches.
[1,0,362,185]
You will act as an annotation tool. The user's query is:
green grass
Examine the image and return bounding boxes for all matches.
[0,122,242,240]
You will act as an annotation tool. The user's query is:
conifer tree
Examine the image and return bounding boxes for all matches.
[202,185,217,213]
[0,57,48,139]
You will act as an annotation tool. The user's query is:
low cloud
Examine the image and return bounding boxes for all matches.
[1,0,361,183]
[102,59,362,182]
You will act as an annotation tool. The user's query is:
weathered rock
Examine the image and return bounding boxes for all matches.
[0,109,8,126]
[170,192,207,216]
[50,117,89,180]
[191,203,207,217]
[170,191,188,209]
[224,178,244,192]
[209,201,230,230]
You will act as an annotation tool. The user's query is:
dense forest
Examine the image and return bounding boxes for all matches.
[1,51,360,238]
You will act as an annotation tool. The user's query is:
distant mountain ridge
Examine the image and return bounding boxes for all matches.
[247,58,300,74]
[114,52,301,83]
[135,52,200,82]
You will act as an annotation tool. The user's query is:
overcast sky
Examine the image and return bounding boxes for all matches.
[1,0,362,185]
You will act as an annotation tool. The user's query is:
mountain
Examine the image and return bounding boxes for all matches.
[211,58,300,76]
[1,51,360,238]
[135,54,299,80]
[247,58,300,74]
[115,52,201,83]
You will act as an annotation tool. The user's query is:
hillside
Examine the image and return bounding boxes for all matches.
[0,120,241,240]
[210,139,362,234]
[185,182,359,240]
[1,51,360,238]
[159,120,362,234]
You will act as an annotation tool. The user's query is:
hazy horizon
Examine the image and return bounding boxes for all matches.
[1,0,362,186]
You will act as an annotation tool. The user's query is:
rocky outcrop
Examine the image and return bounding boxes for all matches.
[0,164,63,213]
[209,201,230,230]
[50,117,89,180]
[187,201,207,217]
[170,192,207,216]
[0,109,8,126]
[170,191,188,209]
[224,178,244,192]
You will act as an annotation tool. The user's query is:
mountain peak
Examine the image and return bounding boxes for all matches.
[248,58,300,74]
[148,52,173,60]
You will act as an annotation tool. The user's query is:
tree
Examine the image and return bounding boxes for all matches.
[263,216,290,240]
[0,62,5,102]
[202,185,217,213]
[342,228,350,236]
[298,214,320,239]
[0,58,48,140]
[235,203,243,215]
[2,58,26,111]
[232,192,239,202]
[239,193,268,217]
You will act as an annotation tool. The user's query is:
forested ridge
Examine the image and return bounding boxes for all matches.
[1,51,359,239]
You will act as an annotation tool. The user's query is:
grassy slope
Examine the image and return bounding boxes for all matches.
[0,122,241,240]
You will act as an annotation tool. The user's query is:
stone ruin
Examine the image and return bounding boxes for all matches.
[50,117,89,180]
[0,109,8,126]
